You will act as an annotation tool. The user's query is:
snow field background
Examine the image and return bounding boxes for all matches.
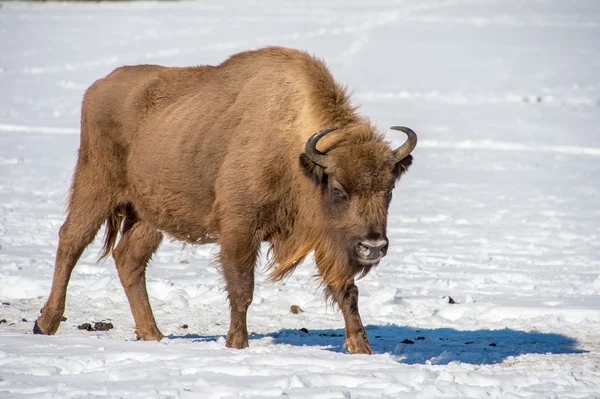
[1,0,600,397]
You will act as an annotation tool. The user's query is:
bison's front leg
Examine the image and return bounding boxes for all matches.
[332,282,373,354]
[219,231,259,349]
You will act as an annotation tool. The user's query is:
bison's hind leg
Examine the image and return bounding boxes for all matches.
[34,166,117,335]
[112,211,163,341]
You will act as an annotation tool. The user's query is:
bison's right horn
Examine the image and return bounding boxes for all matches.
[305,127,338,168]
[390,126,418,162]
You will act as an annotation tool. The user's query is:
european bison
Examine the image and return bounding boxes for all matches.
[34,46,417,354]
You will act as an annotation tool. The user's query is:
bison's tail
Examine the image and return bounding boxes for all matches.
[99,204,128,260]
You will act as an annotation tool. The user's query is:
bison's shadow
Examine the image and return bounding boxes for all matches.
[168,324,584,365]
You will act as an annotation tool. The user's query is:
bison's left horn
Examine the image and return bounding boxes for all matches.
[305,127,338,168]
[391,126,418,162]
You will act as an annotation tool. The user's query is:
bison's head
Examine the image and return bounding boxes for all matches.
[299,126,416,268]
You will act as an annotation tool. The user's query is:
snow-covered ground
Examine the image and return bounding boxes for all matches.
[1,0,600,397]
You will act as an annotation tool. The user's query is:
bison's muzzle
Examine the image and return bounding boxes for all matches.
[356,238,389,265]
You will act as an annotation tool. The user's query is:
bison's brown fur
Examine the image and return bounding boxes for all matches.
[34,47,416,354]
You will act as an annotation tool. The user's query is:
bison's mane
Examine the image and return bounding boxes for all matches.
[226,47,382,298]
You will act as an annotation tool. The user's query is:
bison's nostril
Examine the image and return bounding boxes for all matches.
[358,244,371,258]
[380,242,389,256]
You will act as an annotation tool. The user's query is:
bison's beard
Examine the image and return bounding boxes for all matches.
[266,228,375,299]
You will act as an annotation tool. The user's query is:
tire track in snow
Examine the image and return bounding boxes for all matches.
[357,90,598,107]
[3,123,599,157]
[22,57,120,76]
[393,14,600,28]
[0,124,78,135]
[419,139,600,156]
[18,11,399,76]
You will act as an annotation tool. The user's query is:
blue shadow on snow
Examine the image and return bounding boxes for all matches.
[168,324,585,365]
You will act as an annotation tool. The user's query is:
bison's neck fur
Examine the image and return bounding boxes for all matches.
[266,224,373,296]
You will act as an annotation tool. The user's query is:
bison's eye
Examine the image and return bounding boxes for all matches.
[331,187,346,198]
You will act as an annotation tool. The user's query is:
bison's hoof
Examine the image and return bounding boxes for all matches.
[226,332,249,349]
[344,337,374,355]
[136,329,164,341]
[33,320,44,335]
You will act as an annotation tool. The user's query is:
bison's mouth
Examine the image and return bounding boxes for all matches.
[356,255,382,266]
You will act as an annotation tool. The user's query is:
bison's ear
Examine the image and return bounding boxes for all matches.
[299,153,327,185]
[393,154,413,180]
